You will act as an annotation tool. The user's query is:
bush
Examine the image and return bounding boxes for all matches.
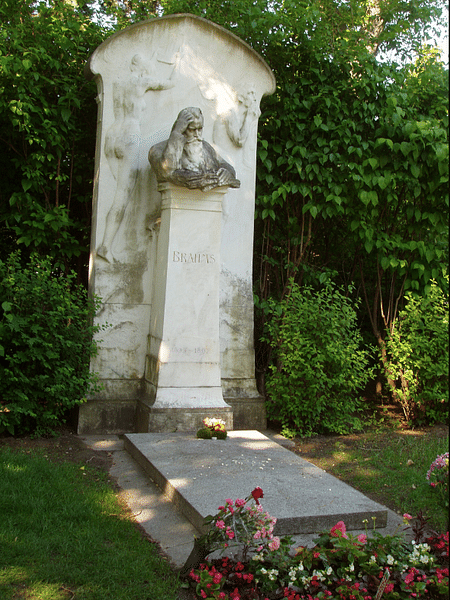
[385,281,449,425]
[264,280,373,436]
[0,252,105,436]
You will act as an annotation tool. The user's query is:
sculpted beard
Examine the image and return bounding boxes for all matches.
[183,139,204,170]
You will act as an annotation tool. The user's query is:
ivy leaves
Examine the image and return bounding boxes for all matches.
[0,0,104,266]
[256,48,448,303]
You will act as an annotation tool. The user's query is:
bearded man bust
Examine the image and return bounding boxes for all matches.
[149,107,240,192]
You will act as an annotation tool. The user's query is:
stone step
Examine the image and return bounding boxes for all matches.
[123,430,387,537]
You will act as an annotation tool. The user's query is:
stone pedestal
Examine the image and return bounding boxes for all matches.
[138,183,232,432]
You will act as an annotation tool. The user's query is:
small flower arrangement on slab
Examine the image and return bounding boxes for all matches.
[197,417,228,440]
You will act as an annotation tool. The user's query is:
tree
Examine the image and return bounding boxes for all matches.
[254,43,448,404]
[159,0,447,62]
[0,0,105,273]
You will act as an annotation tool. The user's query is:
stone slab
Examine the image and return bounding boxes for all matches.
[123,430,387,536]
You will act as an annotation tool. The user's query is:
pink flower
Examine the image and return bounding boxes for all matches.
[213,572,222,584]
[226,527,235,539]
[215,520,225,529]
[251,487,264,505]
[189,569,200,583]
[235,498,246,507]
[330,521,348,539]
[200,590,207,599]
[269,536,281,551]
[385,583,394,593]
[403,513,413,520]
[357,533,367,544]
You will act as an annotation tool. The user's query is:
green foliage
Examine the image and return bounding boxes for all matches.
[385,281,449,425]
[0,0,105,268]
[196,427,213,439]
[251,24,448,392]
[0,253,106,436]
[255,48,448,297]
[159,0,447,61]
[264,281,373,436]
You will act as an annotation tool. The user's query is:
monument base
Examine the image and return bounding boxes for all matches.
[225,396,266,430]
[135,399,233,433]
[222,377,266,429]
[77,398,137,435]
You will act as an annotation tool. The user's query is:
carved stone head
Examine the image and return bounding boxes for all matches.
[177,107,204,143]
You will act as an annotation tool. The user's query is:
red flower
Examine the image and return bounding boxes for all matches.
[330,521,348,539]
[251,487,264,504]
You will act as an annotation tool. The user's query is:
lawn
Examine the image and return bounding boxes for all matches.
[0,445,180,600]
[292,421,449,532]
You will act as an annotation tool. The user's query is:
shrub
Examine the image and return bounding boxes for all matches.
[264,280,373,436]
[0,252,105,436]
[385,281,449,425]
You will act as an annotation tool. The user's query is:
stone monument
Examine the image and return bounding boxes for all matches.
[78,14,276,434]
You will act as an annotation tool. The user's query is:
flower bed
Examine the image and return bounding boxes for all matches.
[185,489,449,600]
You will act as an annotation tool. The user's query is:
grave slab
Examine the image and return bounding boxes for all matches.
[123,430,387,536]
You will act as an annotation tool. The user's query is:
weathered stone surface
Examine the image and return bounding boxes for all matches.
[123,431,388,536]
[135,402,233,433]
[144,184,231,425]
[80,15,275,433]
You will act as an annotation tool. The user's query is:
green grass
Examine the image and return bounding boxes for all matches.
[0,448,180,600]
[323,429,449,531]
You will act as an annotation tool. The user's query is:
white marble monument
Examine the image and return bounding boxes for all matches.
[78,14,275,434]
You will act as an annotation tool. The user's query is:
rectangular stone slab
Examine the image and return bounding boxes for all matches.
[123,431,387,536]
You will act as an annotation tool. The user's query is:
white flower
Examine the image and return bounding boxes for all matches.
[386,555,395,565]
[260,568,267,575]
[326,566,333,575]
[349,563,355,572]
[369,555,377,563]
[420,555,430,564]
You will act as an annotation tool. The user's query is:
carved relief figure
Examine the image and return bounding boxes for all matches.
[223,87,260,148]
[148,107,240,192]
[97,53,177,263]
